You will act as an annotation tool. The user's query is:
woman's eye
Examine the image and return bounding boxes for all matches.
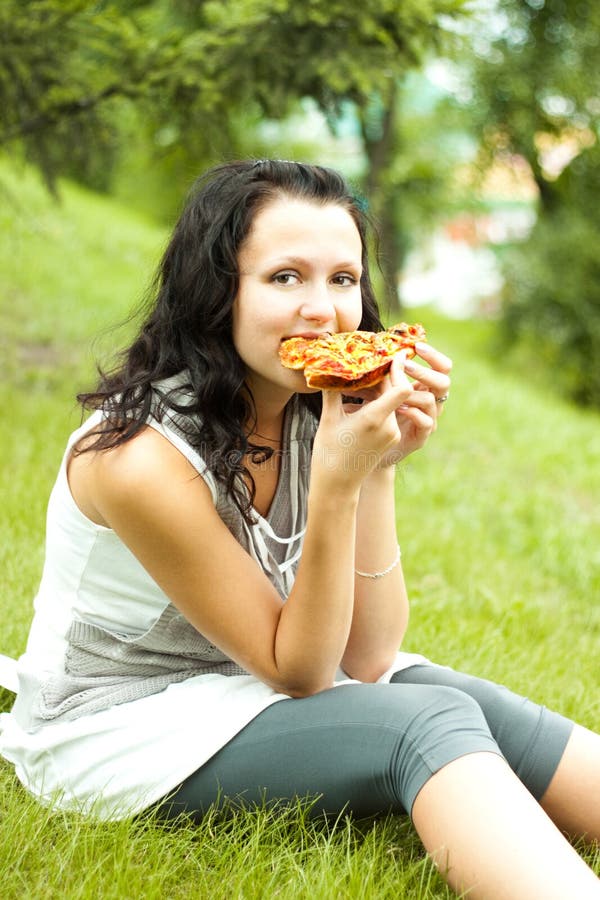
[332,274,358,287]
[271,272,299,285]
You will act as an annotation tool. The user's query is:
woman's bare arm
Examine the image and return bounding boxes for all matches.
[78,426,359,698]
[341,465,409,682]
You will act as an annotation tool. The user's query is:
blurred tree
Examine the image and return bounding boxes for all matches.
[0,0,164,191]
[1,0,470,311]
[470,0,600,211]
[501,143,600,406]
[467,0,600,406]
[0,0,228,193]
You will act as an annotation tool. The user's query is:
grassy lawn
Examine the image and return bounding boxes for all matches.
[1,160,599,897]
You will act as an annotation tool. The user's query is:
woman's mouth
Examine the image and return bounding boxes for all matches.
[280,331,331,341]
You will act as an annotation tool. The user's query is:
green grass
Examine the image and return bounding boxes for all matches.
[1,159,599,896]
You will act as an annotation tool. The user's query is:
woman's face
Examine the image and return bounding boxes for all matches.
[233,196,364,400]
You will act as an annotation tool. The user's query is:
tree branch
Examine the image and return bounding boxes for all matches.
[1,83,142,144]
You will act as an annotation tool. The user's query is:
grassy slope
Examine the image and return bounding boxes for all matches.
[0,161,598,896]
[0,161,166,655]
[398,311,600,719]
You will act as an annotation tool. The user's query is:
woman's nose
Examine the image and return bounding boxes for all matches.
[299,285,336,322]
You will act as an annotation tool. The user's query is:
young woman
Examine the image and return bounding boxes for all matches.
[1,160,599,899]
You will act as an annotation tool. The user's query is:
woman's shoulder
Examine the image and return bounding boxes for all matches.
[69,424,215,530]
[100,425,211,503]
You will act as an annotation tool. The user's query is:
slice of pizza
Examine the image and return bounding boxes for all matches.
[279,322,426,390]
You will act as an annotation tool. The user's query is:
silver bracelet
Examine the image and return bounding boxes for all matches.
[355,544,401,579]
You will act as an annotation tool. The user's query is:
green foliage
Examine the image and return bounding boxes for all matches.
[0,0,472,264]
[0,0,206,191]
[179,0,471,116]
[1,0,471,176]
[0,0,111,187]
[500,147,600,406]
[470,0,600,188]
[108,97,334,223]
[0,0,474,313]
[465,0,600,407]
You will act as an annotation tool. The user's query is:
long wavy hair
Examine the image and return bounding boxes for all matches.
[77,159,384,523]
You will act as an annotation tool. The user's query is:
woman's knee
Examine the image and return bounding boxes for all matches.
[391,665,575,799]
[376,683,502,815]
[392,664,519,731]
[387,682,496,756]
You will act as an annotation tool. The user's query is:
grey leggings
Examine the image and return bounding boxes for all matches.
[156,663,574,823]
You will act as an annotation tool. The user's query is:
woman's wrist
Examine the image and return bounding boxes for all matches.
[308,467,362,511]
[360,463,397,491]
[354,544,402,580]
[375,453,406,471]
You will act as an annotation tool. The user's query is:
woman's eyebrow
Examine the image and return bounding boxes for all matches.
[266,256,362,270]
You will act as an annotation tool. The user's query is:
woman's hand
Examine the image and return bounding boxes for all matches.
[342,342,452,468]
[312,362,413,488]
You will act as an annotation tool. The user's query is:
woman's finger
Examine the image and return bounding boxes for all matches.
[397,402,436,427]
[319,387,343,419]
[404,352,451,401]
[361,356,414,420]
[414,342,453,374]
[389,350,408,387]
[397,388,438,422]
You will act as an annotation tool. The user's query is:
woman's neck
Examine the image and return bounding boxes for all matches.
[243,380,293,444]
[247,407,287,445]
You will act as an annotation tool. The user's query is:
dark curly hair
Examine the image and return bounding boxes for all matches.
[77,159,384,522]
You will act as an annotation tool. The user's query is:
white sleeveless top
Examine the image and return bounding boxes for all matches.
[0,378,426,820]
